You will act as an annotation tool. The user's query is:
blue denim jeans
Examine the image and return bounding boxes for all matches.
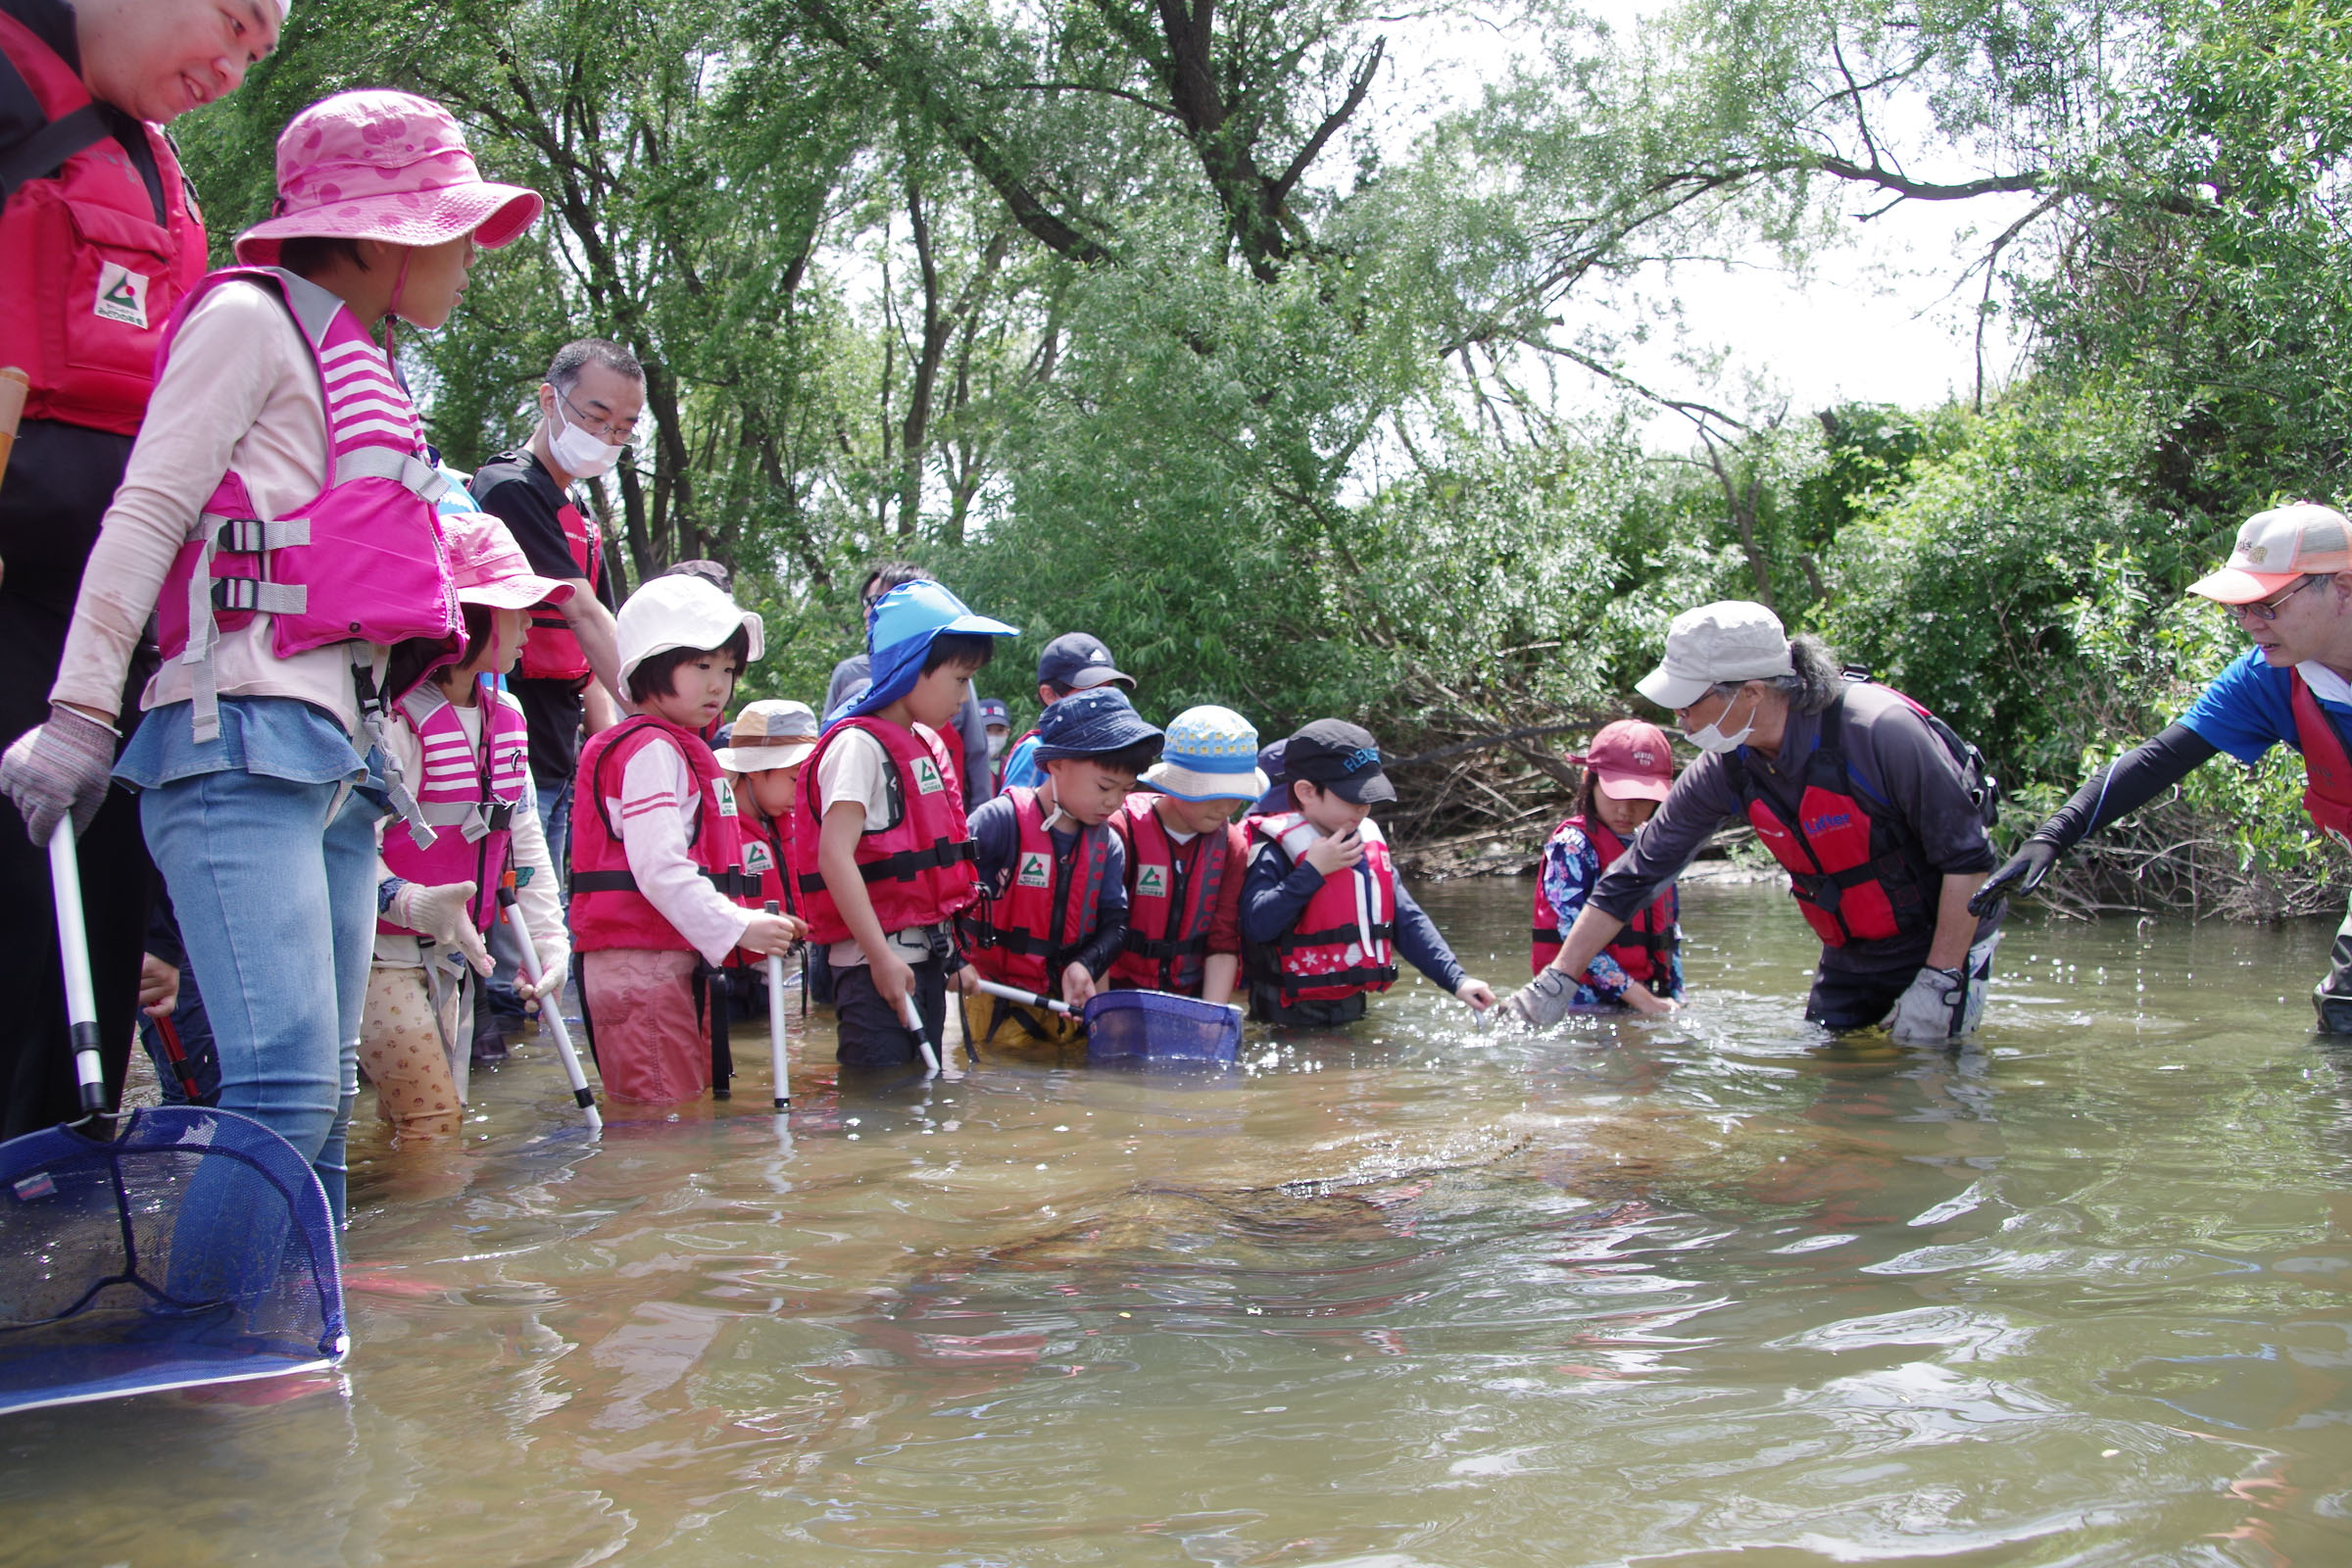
[138,760,381,1223]
[537,778,572,901]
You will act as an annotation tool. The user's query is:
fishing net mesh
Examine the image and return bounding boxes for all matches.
[1084,989,1242,1062]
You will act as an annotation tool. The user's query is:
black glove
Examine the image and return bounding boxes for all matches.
[1969,839,2059,916]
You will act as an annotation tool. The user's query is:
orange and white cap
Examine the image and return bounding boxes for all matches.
[2188,504,2352,604]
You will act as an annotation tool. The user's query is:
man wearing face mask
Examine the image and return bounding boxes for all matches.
[1504,601,2001,1041]
[468,338,633,887]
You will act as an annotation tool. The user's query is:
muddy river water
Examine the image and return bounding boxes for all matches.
[7,875,2352,1566]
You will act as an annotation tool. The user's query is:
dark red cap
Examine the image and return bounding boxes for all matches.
[1571,719,1674,802]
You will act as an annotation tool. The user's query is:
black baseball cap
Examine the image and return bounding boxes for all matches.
[1281,719,1396,805]
[1037,632,1134,692]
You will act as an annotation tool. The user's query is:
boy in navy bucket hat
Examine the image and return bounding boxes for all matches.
[1241,720,1496,1027]
[961,687,1161,1052]
[1106,705,1265,1004]
[799,581,1016,1069]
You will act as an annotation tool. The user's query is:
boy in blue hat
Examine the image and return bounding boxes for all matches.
[997,632,1135,792]
[1106,705,1265,1004]
[962,687,1163,1050]
[798,582,1018,1068]
[1241,720,1497,1027]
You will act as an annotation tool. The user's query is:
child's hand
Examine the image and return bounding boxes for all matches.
[870,951,917,1017]
[737,912,801,958]
[946,960,981,995]
[1302,825,1364,876]
[138,953,179,1020]
[1454,976,1497,1012]
[1623,981,1679,1017]
[1060,961,1097,1008]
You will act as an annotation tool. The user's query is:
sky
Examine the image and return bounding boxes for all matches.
[1393,4,2042,424]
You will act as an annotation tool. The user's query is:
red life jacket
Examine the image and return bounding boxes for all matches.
[516,496,599,680]
[1107,793,1234,994]
[150,267,462,744]
[794,717,979,947]
[569,714,757,952]
[0,15,207,435]
[723,808,799,969]
[1733,692,1940,948]
[377,680,532,936]
[2290,669,2352,845]
[1530,814,1679,982]
[1245,811,1398,1004]
[964,787,1112,993]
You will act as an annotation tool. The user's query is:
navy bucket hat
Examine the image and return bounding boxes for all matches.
[1032,687,1163,762]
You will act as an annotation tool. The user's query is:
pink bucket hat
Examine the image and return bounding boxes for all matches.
[234,90,542,266]
[442,513,574,611]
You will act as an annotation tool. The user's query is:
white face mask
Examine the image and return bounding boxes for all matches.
[1683,689,1756,755]
[549,395,626,479]
[986,731,1008,760]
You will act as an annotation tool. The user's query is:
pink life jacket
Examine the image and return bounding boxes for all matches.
[376,679,531,937]
[152,267,462,752]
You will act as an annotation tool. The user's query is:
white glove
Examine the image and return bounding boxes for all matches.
[520,932,570,1004]
[389,881,493,977]
[1887,965,1966,1043]
[1504,967,1573,1028]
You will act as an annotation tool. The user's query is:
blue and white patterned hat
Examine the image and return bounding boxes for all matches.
[1140,705,1268,802]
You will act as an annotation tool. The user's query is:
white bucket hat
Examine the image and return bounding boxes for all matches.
[616,575,763,689]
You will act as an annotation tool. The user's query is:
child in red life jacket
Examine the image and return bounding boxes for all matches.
[364,515,570,1139]
[802,581,1017,1069]
[963,687,1164,1049]
[1240,720,1498,1028]
[1107,705,1263,1004]
[716,700,819,925]
[996,632,1135,793]
[1525,719,1683,1017]
[569,577,804,1103]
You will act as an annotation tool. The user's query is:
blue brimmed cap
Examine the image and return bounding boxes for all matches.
[834,582,1016,724]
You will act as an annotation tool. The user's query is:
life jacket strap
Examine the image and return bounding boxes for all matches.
[574,865,762,899]
[794,835,974,894]
[334,444,450,501]
[1122,929,1209,961]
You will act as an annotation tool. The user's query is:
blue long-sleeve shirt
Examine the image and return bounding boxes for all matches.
[1240,832,1466,995]
[968,793,1130,976]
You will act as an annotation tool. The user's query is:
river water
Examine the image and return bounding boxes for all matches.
[7,875,2352,1566]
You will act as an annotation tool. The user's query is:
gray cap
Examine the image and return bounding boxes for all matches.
[1635,601,1794,710]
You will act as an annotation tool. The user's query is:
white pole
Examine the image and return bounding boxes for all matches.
[504,894,601,1133]
[763,901,789,1109]
[47,822,104,1119]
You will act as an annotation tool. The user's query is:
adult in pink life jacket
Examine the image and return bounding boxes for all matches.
[361,514,569,1141]
[1507,603,2002,1043]
[0,89,540,1220]
[1978,504,2352,1035]
[1525,719,1684,1016]
[0,0,280,1141]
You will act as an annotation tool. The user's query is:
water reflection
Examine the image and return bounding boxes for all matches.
[3,878,2350,1564]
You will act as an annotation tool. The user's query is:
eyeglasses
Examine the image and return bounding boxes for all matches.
[560,391,643,447]
[2227,575,2318,622]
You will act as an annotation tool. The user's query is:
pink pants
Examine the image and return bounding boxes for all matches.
[582,948,710,1104]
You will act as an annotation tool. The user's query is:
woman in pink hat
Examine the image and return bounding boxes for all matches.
[0,89,539,1219]
[1525,719,1684,1015]
[364,514,570,1143]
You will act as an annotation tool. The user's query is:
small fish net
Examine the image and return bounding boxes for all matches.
[1084,989,1243,1064]
[0,1106,346,1415]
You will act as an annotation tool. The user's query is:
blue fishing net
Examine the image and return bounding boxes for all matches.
[1084,989,1243,1064]
[0,1106,346,1415]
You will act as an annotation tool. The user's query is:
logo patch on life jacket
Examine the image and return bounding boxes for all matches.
[93,264,150,328]
[1136,863,1169,899]
[744,842,774,875]
[913,758,945,795]
[1016,850,1051,889]
[712,777,738,816]
[1802,809,1853,835]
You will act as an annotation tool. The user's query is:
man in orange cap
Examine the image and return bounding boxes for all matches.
[1976,502,2352,1032]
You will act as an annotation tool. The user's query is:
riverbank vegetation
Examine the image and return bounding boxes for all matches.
[177,0,2352,916]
